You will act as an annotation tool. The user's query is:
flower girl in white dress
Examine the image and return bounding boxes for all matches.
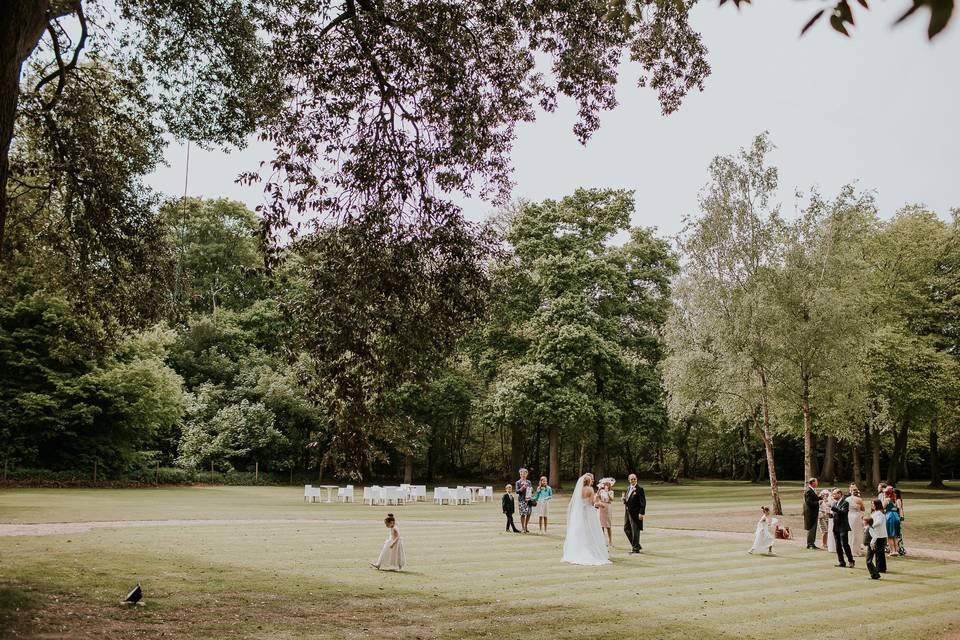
[371,513,405,571]
[748,506,775,555]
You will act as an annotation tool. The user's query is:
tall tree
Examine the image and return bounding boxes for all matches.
[480,189,676,484]
[283,215,493,478]
[676,133,784,513]
[765,187,877,481]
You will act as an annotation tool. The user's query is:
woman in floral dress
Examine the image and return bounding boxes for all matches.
[515,468,533,533]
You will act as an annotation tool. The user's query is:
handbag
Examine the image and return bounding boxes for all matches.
[527,498,538,507]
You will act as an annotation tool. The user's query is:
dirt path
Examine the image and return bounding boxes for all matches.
[3,518,959,562]
[643,526,960,562]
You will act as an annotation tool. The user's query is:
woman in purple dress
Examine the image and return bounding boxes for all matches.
[515,468,533,534]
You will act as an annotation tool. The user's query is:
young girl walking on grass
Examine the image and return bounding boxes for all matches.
[748,506,775,555]
[371,513,405,571]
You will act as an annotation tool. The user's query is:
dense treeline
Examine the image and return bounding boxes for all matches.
[2,125,958,488]
[664,135,960,510]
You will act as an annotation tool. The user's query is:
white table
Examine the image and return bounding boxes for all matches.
[317,485,339,503]
[465,486,484,502]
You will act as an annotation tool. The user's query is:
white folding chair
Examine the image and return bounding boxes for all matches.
[484,486,494,502]
[412,485,427,501]
[388,487,406,505]
[304,485,321,503]
[365,486,383,506]
[456,487,472,504]
[338,485,354,502]
[433,487,448,504]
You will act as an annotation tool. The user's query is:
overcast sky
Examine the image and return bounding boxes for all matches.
[146,3,960,240]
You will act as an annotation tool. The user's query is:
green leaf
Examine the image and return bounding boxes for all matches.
[830,13,851,35]
[928,0,954,37]
[801,9,826,35]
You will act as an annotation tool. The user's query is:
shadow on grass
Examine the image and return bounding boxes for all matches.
[1,548,761,640]
[0,583,40,637]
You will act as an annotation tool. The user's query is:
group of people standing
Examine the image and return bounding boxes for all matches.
[802,477,906,579]
[502,468,648,556]
[502,468,554,533]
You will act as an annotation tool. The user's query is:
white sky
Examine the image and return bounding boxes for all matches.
[146,3,960,240]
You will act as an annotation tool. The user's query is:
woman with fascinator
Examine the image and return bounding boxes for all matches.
[596,478,616,547]
[561,473,611,565]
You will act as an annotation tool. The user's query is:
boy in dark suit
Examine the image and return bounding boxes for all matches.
[502,484,520,532]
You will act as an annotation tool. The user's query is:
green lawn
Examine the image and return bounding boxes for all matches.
[2,481,959,639]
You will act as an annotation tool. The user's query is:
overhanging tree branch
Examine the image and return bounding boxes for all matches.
[34,2,88,110]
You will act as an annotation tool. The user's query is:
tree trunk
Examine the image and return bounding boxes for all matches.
[851,442,861,487]
[677,418,693,479]
[757,370,783,515]
[478,422,486,481]
[510,424,522,475]
[593,376,605,478]
[548,426,560,489]
[821,435,837,483]
[403,454,413,484]
[870,427,881,489]
[809,431,820,479]
[533,424,542,481]
[1,2,58,252]
[886,420,909,485]
[929,420,944,488]
[801,371,815,480]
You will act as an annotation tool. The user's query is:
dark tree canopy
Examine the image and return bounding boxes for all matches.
[3,0,954,258]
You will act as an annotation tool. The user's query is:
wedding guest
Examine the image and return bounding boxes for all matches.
[847,485,865,555]
[370,513,405,571]
[515,468,533,534]
[748,506,775,555]
[803,478,820,549]
[867,498,888,575]
[596,478,614,546]
[532,476,553,534]
[877,482,888,502]
[502,484,520,533]
[622,473,646,553]
[818,489,832,550]
[884,486,902,555]
[831,488,855,568]
[889,482,907,556]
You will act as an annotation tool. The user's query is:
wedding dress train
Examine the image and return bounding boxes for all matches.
[562,475,611,566]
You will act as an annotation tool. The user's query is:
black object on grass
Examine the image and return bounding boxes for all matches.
[124,583,142,604]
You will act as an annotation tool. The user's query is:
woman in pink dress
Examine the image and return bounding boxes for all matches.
[595,478,615,546]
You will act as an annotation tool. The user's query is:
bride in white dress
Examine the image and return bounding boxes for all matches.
[562,473,611,566]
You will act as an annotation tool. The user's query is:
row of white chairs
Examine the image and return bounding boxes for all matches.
[432,486,494,504]
[304,484,492,505]
[361,485,428,505]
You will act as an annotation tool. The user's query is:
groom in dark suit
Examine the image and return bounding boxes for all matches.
[830,488,855,567]
[622,473,646,553]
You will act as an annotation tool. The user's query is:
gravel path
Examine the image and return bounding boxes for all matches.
[3,518,958,562]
